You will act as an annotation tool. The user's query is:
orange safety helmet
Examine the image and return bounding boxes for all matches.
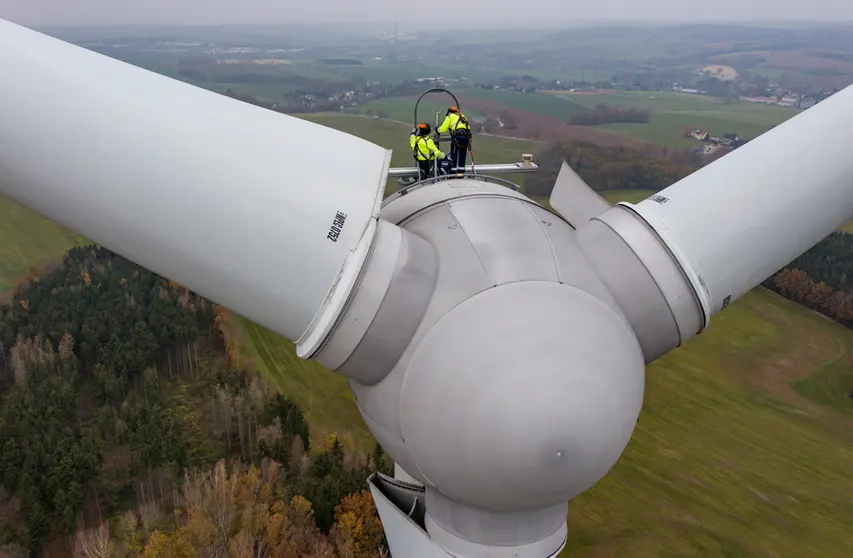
[417,122,432,135]
[448,106,460,113]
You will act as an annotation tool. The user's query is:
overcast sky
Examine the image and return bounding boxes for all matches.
[2,0,853,26]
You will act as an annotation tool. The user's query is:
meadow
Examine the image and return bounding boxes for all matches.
[462,88,594,120]
[0,197,87,293]
[300,113,538,195]
[2,115,853,556]
[359,89,803,148]
[358,89,594,125]
[551,90,802,147]
[353,95,487,126]
[563,287,853,557]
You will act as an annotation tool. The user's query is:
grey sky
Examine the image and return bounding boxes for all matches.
[2,0,853,26]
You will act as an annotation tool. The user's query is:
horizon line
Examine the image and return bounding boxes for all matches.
[22,17,853,29]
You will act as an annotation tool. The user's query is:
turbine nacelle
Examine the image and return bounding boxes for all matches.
[314,178,649,556]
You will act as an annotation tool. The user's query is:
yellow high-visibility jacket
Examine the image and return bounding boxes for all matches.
[438,112,470,134]
[410,134,444,161]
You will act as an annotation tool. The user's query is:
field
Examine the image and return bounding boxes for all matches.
[320,59,530,84]
[300,113,538,194]
[0,197,87,293]
[356,95,652,149]
[234,316,372,451]
[3,115,853,556]
[358,89,802,149]
[353,95,488,126]
[563,288,853,557]
[546,90,802,148]
[600,189,655,204]
[462,88,593,121]
[713,50,853,89]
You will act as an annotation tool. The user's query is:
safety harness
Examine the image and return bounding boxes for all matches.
[449,113,471,148]
[413,135,437,161]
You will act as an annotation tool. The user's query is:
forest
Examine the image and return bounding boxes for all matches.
[525,140,700,198]
[0,246,392,557]
[764,232,853,329]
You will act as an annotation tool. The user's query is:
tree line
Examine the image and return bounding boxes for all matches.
[568,104,651,126]
[0,245,393,557]
[763,232,853,328]
[525,140,700,198]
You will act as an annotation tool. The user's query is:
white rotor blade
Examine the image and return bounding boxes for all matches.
[549,160,611,226]
[624,84,853,318]
[0,19,392,357]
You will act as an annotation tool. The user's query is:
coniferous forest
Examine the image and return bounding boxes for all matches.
[0,245,392,557]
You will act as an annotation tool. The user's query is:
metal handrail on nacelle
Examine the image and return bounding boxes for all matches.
[413,88,464,179]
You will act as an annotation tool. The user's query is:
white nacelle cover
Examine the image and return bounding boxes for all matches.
[0,19,391,355]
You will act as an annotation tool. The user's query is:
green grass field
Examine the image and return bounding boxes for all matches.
[551,90,802,148]
[353,96,487,126]
[299,113,537,195]
[599,189,656,204]
[307,59,604,85]
[0,197,87,293]
[463,88,593,119]
[563,288,853,557]
[357,89,595,128]
[3,115,853,556]
[234,317,372,451]
[362,89,802,148]
[321,60,513,83]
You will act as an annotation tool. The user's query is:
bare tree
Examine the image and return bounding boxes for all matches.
[73,523,114,558]
[138,501,162,533]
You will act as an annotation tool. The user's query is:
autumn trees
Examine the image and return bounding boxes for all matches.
[759,232,853,327]
[134,456,389,557]
[330,491,386,558]
[767,266,853,326]
[0,245,392,557]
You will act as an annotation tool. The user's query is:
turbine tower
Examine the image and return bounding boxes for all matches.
[4,19,853,557]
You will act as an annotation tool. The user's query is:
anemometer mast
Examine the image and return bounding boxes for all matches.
[5,19,853,557]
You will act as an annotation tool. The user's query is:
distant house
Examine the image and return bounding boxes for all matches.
[742,96,777,105]
[673,87,704,95]
[778,95,799,107]
[721,133,748,148]
[690,130,709,141]
[798,98,817,109]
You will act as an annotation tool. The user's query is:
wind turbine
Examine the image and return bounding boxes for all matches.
[4,18,853,558]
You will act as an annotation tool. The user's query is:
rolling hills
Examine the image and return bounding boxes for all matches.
[2,114,853,556]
